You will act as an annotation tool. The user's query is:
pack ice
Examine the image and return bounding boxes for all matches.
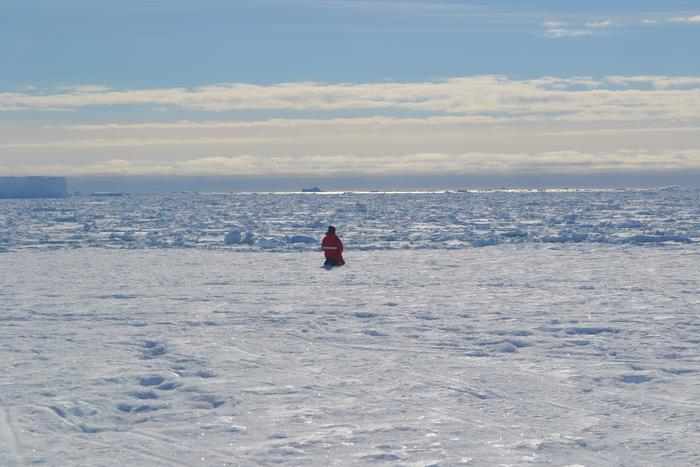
[0,188,697,251]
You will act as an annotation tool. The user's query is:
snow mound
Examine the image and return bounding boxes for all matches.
[625,234,691,244]
[286,235,316,244]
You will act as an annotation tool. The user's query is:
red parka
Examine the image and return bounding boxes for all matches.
[322,233,344,262]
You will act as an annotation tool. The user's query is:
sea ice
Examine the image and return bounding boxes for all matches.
[0,246,698,465]
[0,190,698,465]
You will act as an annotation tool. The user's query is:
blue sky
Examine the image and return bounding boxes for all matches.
[4,0,700,87]
[1,0,699,187]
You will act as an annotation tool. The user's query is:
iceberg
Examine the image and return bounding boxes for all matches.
[0,176,68,199]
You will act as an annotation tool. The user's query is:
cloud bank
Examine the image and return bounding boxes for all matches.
[3,76,700,125]
[642,14,700,25]
[3,150,698,177]
[2,75,698,179]
[542,21,594,38]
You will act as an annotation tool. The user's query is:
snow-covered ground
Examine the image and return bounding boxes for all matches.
[1,191,699,465]
[1,245,699,466]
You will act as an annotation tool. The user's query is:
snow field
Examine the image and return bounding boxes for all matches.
[1,245,698,465]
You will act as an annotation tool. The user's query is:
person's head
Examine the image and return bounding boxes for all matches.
[326,225,336,235]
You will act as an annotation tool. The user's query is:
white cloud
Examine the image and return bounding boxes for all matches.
[10,150,700,177]
[585,20,616,28]
[542,21,567,29]
[58,85,113,93]
[51,119,700,140]
[641,15,700,25]
[0,136,277,149]
[2,75,700,125]
[55,115,526,132]
[545,29,593,38]
[606,75,700,89]
[538,126,700,136]
[542,19,619,38]
[670,15,700,23]
[542,21,594,38]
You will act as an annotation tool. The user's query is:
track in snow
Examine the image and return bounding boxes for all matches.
[1,246,699,465]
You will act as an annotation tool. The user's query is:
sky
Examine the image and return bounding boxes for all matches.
[1,0,700,189]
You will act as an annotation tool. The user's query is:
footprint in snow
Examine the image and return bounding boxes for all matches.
[156,381,180,390]
[363,329,387,337]
[129,391,159,400]
[361,453,401,463]
[354,311,378,318]
[619,374,653,384]
[117,403,163,414]
[565,327,620,335]
[187,393,225,409]
[660,368,695,375]
[417,314,440,321]
[141,340,167,359]
[138,375,165,387]
[137,375,181,391]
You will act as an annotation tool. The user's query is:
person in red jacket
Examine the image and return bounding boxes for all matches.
[322,225,345,266]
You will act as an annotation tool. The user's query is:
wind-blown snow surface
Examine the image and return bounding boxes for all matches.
[0,191,699,465]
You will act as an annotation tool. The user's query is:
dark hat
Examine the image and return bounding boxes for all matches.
[327,225,336,234]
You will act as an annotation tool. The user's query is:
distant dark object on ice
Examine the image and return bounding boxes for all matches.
[302,187,322,192]
[0,176,68,199]
[90,192,127,197]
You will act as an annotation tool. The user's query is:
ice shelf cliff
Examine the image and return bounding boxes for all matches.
[0,176,68,198]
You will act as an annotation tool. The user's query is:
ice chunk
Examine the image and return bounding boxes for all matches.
[625,234,691,244]
[286,235,316,244]
[90,192,126,197]
[224,229,253,245]
[471,237,501,247]
[617,219,644,228]
[256,236,284,249]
